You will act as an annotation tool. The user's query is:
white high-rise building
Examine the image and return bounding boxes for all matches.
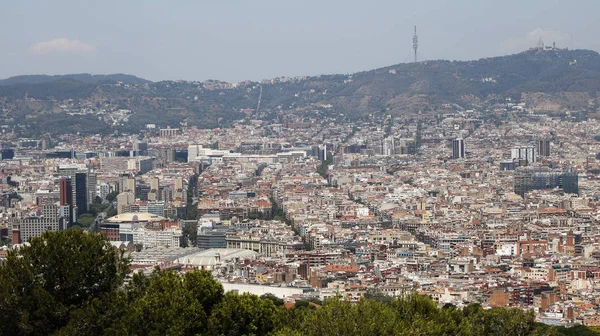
[452,138,465,159]
[188,144,203,162]
[97,183,110,200]
[11,203,65,243]
[511,146,536,164]
[383,137,395,156]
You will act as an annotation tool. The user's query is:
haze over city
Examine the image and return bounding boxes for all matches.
[1,0,598,81]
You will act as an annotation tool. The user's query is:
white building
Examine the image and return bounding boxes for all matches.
[97,183,110,200]
[11,203,65,243]
[511,146,536,164]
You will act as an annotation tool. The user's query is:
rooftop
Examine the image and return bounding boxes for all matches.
[175,248,259,267]
[105,212,166,223]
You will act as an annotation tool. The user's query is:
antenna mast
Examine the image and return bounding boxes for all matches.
[412,25,419,63]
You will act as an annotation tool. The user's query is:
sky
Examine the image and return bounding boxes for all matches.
[0,0,598,82]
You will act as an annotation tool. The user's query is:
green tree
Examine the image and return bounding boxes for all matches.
[182,221,198,247]
[260,293,284,307]
[0,230,129,335]
[316,157,333,180]
[77,213,96,227]
[208,292,277,336]
[363,288,394,304]
[185,201,198,220]
[57,291,128,336]
[113,269,224,336]
[106,190,119,203]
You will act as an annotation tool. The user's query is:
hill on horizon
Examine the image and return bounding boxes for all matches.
[1,47,599,136]
[0,73,150,86]
[2,47,598,87]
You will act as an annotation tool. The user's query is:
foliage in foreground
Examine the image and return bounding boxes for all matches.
[0,230,598,336]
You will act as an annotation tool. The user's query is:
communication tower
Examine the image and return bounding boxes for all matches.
[412,25,419,63]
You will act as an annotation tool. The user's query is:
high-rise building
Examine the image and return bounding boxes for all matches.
[153,147,176,164]
[511,146,536,165]
[318,145,327,161]
[128,157,154,174]
[0,149,14,160]
[59,177,73,206]
[119,174,136,194]
[117,192,135,214]
[59,177,73,225]
[11,203,64,243]
[74,172,88,214]
[148,177,160,201]
[133,141,148,156]
[58,164,88,218]
[188,144,203,162]
[161,186,174,203]
[174,176,184,200]
[537,138,551,157]
[452,138,465,159]
[383,137,395,156]
[97,183,111,200]
[87,172,97,204]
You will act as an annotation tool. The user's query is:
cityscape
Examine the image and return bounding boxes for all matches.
[4,1,600,335]
[2,90,600,328]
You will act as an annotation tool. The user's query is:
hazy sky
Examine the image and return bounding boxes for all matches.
[1,0,598,82]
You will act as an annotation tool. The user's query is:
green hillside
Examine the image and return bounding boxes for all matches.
[0,48,599,136]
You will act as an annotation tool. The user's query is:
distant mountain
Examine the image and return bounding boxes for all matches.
[0,73,150,86]
[1,48,599,136]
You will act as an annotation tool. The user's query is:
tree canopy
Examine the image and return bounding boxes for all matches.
[0,229,129,335]
[0,230,597,336]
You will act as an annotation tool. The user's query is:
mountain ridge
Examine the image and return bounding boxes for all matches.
[0,73,150,86]
[2,48,597,86]
[1,48,599,136]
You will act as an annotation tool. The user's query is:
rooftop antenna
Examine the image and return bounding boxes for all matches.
[537,36,544,50]
[412,25,419,63]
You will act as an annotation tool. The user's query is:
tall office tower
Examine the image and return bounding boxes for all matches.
[383,137,395,156]
[148,177,160,201]
[311,145,320,158]
[133,141,148,156]
[58,164,88,218]
[161,186,174,203]
[117,191,135,214]
[59,177,73,225]
[537,138,551,157]
[119,174,136,195]
[452,138,465,159]
[174,176,184,200]
[319,146,328,161]
[87,171,97,205]
[59,177,73,206]
[511,146,536,165]
[153,147,176,164]
[74,172,88,214]
[119,174,130,193]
